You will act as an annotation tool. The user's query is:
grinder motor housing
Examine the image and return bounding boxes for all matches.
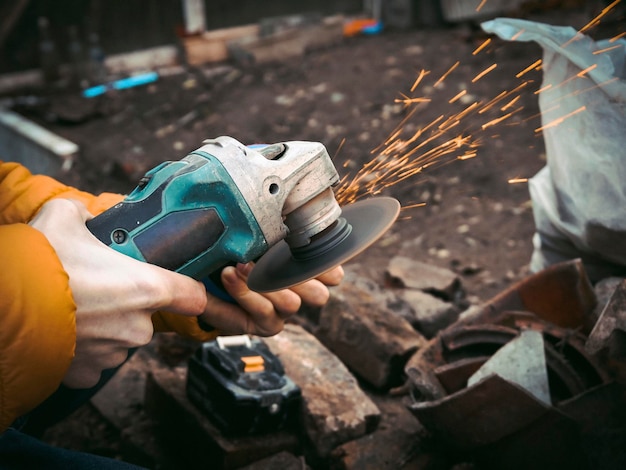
[87,136,342,282]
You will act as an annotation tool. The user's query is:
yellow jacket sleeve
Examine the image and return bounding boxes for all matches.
[0,162,216,432]
[0,224,76,432]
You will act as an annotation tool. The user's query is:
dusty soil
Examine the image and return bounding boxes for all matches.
[9,6,622,467]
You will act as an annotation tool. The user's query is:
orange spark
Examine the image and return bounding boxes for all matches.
[516,59,542,78]
[535,106,586,132]
[401,202,427,210]
[473,38,491,55]
[410,69,430,92]
[571,77,619,97]
[478,81,529,113]
[534,84,552,94]
[335,137,346,160]
[482,112,514,130]
[434,61,459,87]
[511,29,526,41]
[577,63,598,78]
[394,93,432,105]
[479,90,508,114]
[472,63,497,83]
[372,107,419,153]
[610,32,626,42]
[454,101,482,120]
[449,89,467,103]
[501,95,521,111]
[458,151,477,160]
[508,178,528,184]
[438,117,461,131]
[476,0,487,12]
[593,44,624,55]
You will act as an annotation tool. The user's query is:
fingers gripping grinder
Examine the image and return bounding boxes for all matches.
[87,136,399,293]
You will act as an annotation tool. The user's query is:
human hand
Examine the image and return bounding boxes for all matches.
[199,262,344,337]
[29,199,208,389]
[30,199,344,389]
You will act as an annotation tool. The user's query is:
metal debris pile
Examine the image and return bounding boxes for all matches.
[406,259,626,469]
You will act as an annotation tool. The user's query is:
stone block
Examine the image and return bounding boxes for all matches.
[398,289,460,338]
[90,345,167,467]
[317,280,426,389]
[264,324,381,457]
[330,395,425,470]
[385,256,462,302]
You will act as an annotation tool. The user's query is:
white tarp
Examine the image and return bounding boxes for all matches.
[482,18,626,282]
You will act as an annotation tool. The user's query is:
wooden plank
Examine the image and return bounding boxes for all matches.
[229,16,344,65]
[183,24,260,65]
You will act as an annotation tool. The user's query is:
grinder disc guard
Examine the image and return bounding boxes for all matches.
[248,197,400,292]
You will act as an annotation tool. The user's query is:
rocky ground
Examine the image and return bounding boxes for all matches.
[7,4,624,469]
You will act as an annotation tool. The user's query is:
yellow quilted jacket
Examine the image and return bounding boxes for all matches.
[0,161,218,432]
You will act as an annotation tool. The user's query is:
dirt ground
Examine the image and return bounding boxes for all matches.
[8,5,623,467]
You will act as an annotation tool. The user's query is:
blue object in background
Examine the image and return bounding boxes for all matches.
[362,21,383,35]
[82,71,159,98]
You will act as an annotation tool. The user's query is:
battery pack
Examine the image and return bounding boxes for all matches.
[186,335,301,435]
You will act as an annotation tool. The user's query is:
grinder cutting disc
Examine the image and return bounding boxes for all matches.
[247,196,400,292]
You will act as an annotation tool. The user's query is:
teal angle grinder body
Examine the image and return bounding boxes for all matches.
[87,136,400,294]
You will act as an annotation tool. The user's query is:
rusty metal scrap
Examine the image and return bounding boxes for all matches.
[404,259,626,468]
[458,258,597,333]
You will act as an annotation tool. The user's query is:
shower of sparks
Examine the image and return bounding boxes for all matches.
[334,1,624,207]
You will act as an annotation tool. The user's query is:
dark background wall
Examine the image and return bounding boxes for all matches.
[0,0,362,74]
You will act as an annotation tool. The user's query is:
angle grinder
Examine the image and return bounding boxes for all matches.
[87,136,399,294]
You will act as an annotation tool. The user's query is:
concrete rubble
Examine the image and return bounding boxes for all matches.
[263,324,381,458]
[312,274,426,389]
[86,257,626,469]
[85,257,466,468]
